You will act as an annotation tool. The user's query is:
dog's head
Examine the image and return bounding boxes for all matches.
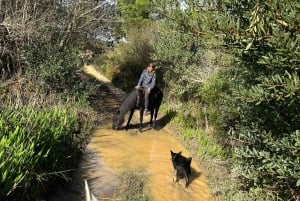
[170,150,182,161]
[170,150,183,168]
[170,150,192,169]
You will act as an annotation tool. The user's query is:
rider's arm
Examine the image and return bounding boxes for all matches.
[137,70,146,87]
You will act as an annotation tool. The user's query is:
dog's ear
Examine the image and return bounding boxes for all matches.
[178,151,182,155]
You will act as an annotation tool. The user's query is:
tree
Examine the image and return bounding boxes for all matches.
[151,0,232,100]
[116,0,153,37]
[0,0,117,80]
[151,0,300,199]
[221,0,300,199]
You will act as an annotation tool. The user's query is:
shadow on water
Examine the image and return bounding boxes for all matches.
[189,167,202,185]
[173,167,202,188]
[120,110,177,131]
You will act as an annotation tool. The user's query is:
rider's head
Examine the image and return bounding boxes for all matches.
[147,63,155,73]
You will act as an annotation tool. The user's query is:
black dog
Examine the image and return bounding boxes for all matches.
[170,150,192,188]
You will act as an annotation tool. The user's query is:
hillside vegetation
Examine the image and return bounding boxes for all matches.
[0,0,299,200]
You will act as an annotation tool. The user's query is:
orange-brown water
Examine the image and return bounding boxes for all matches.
[87,124,214,201]
[46,65,214,201]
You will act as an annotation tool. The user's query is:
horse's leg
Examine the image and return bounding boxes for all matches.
[152,105,160,130]
[139,108,144,132]
[125,109,135,130]
[149,110,154,127]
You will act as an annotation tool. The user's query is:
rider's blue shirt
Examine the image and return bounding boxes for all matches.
[137,69,156,89]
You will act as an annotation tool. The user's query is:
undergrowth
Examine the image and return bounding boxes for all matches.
[0,75,96,201]
[113,167,149,201]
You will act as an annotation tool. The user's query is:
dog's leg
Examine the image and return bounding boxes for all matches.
[184,171,189,188]
[173,168,176,182]
[173,168,179,183]
[175,168,180,183]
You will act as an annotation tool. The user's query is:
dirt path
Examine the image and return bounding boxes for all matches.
[82,65,214,201]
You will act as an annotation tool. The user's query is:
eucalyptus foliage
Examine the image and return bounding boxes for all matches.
[151,0,300,200]
[116,0,153,37]
[222,0,300,199]
[152,0,232,100]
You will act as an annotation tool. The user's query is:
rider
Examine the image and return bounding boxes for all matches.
[135,63,156,115]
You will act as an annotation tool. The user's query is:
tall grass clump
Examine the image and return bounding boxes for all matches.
[0,102,82,201]
[113,167,149,201]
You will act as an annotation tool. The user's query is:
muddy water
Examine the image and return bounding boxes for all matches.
[87,124,214,201]
[47,65,214,201]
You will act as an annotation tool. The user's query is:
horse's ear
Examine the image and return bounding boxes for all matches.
[116,109,120,115]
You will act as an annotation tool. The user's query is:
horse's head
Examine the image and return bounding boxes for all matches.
[112,109,125,130]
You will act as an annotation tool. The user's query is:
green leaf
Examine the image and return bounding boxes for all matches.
[245,42,253,50]
[297,179,300,187]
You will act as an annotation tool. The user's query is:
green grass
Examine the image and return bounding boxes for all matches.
[161,103,228,159]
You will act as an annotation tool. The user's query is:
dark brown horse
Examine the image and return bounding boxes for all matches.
[112,86,163,132]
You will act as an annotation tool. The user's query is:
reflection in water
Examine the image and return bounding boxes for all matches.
[87,124,215,201]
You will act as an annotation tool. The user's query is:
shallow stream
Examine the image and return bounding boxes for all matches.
[85,124,214,201]
[48,65,214,201]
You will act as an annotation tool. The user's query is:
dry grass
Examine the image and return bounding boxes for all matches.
[113,168,149,201]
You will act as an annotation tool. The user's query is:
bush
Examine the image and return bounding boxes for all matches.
[22,42,81,94]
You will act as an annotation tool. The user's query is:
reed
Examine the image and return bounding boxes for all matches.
[0,101,81,200]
